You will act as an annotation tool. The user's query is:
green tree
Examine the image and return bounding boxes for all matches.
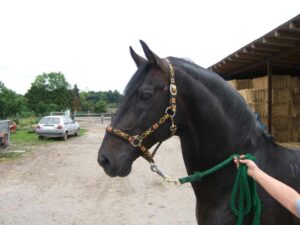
[79,91,92,111]
[25,72,72,114]
[94,100,107,113]
[72,84,81,112]
[78,90,121,112]
[0,81,27,118]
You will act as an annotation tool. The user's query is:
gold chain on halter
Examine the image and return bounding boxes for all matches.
[106,59,177,163]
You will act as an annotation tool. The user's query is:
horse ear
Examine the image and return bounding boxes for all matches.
[130,46,147,68]
[140,40,162,67]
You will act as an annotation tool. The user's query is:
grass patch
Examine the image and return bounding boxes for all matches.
[79,128,87,137]
[10,129,54,145]
[18,116,39,127]
[0,151,25,161]
[1,128,88,162]
[10,128,87,146]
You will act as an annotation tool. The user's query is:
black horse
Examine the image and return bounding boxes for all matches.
[98,41,300,225]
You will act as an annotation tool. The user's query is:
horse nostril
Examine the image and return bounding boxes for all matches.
[98,154,110,167]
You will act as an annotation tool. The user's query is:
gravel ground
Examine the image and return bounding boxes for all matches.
[0,119,196,225]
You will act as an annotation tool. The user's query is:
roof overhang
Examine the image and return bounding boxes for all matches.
[208,14,300,80]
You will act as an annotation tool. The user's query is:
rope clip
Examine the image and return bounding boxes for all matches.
[150,163,181,186]
[163,176,181,186]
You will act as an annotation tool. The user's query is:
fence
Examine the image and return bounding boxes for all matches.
[49,111,114,124]
[74,112,113,124]
[50,110,71,116]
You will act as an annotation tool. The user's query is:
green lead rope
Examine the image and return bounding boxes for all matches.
[178,153,261,225]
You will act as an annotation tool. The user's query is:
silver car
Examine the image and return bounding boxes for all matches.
[36,116,80,140]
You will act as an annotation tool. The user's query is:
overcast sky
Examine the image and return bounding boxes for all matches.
[0,0,299,95]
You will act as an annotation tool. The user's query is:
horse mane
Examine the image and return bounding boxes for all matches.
[116,56,271,142]
[167,57,272,142]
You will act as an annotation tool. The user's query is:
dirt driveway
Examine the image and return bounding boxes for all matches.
[0,119,196,225]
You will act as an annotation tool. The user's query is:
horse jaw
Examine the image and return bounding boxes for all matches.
[98,136,140,177]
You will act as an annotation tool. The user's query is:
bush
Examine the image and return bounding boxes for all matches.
[94,100,107,113]
[8,116,39,128]
[20,111,36,117]
[18,117,39,127]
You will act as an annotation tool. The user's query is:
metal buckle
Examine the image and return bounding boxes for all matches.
[170,84,177,96]
[164,176,181,186]
[150,163,166,178]
[131,135,142,147]
[170,124,177,134]
[150,163,181,186]
[165,106,176,117]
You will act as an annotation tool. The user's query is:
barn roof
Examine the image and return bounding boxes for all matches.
[208,14,300,80]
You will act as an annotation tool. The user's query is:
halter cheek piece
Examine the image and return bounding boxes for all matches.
[106,59,177,163]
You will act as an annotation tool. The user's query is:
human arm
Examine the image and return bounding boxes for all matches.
[234,156,300,218]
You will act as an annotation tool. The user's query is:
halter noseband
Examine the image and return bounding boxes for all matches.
[106,59,177,163]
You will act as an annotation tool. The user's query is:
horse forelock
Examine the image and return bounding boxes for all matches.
[123,63,150,97]
[113,63,150,124]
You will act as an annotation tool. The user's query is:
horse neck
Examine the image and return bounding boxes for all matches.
[174,67,266,173]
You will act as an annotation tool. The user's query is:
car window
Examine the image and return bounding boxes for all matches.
[63,118,69,125]
[39,117,60,125]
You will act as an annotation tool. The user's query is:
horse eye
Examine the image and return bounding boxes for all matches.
[140,91,152,101]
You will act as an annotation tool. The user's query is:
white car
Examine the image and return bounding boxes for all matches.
[36,116,80,140]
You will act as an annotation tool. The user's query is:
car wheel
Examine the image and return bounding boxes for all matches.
[38,136,44,140]
[63,132,68,141]
[74,128,80,136]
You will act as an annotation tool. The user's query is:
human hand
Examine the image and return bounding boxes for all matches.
[234,155,260,178]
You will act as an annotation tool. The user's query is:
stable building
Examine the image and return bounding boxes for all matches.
[208,14,300,142]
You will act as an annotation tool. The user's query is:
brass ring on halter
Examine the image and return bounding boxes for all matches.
[165,106,176,118]
[130,135,142,147]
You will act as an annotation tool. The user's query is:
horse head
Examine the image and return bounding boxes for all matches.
[98,41,179,177]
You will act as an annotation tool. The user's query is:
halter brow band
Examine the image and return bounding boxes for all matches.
[106,59,177,163]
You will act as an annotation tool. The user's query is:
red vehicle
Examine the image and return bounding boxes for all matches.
[9,121,17,133]
[0,120,10,146]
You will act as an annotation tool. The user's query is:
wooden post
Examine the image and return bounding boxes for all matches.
[267,61,272,134]
[101,114,104,124]
[16,113,20,124]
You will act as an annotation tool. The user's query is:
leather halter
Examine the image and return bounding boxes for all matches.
[106,59,177,163]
